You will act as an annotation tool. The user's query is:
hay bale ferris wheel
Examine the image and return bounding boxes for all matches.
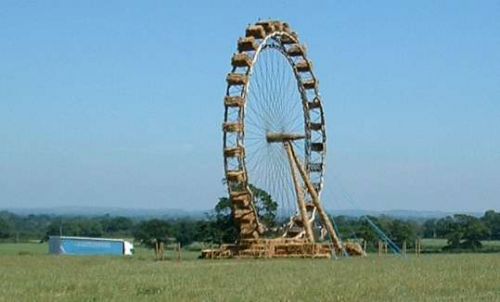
[211,20,363,258]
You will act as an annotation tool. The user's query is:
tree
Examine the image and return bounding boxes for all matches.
[212,197,238,243]
[170,219,199,246]
[388,219,417,247]
[45,218,103,238]
[133,219,171,248]
[0,217,11,239]
[422,219,437,238]
[194,216,223,244]
[482,210,500,240]
[78,220,104,237]
[249,184,278,228]
[211,185,278,243]
[332,215,351,238]
[458,215,488,249]
[101,216,134,234]
[356,217,378,246]
[440,216,462,248]
[439,214,489,250]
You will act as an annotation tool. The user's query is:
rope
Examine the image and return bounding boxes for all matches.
[325,175,404,256]
[330,217,349,257]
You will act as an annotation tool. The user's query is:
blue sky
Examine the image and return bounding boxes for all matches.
[0,1,499,212]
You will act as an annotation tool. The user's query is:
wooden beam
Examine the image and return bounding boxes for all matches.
[284,142,314,243]
[287,143,345,255]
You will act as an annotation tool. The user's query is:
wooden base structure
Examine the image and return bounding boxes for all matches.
[201,239,366,259]
[201,238,333,259]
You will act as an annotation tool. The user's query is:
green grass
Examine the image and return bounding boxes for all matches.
[483,240,500,247]
[420,238,448,248]
[421,238,500,248]
[0,242,48,256]
[0,243,499,301]
[420,239,500,253]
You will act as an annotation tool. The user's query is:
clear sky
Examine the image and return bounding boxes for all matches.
[0,1,499,212]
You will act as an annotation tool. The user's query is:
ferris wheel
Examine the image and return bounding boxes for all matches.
[221,20,352,257]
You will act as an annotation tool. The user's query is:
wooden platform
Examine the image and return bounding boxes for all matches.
[200,238,334,259]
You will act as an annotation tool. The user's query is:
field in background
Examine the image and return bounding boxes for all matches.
[0,243,499,301]
[0,242,199,260]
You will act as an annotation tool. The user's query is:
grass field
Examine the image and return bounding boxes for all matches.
[0,243,499,301]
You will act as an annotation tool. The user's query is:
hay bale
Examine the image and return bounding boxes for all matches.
[345,242,367,256]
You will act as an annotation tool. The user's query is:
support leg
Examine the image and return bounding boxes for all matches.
[284,142,314,243]
[287,142,345,255]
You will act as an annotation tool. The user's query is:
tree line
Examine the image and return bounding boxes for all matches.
[0,207,499,252]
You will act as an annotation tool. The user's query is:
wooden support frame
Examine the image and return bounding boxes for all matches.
[286,142,345,255]
[284,142,314,243]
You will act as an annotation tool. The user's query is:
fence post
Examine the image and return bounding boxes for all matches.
[155,241,159,260]
[160,242,165,260]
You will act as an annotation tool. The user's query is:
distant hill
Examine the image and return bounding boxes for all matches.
[3,206,208,219]
[328,209,482,219]
[3,206,482,219]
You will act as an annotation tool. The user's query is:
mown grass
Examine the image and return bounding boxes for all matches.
[0,243,499,301]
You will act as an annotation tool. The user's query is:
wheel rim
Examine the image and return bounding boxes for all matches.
[223,21,326,239]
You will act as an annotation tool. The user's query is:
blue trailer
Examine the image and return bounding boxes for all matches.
[49,236,134,256]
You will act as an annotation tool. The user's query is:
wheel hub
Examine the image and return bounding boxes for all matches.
[266,132,306,143]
